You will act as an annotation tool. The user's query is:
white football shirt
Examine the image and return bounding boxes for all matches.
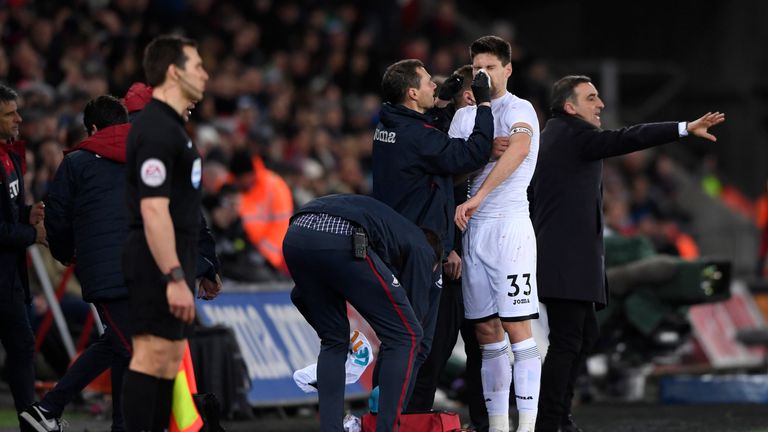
[449,92,540,219]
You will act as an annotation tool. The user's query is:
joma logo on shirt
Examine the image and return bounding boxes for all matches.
[373,128,396,144]
[8,179,19,199]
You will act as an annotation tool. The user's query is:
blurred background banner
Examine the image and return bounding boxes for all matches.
[689,282,767,369]
[195,290,376,406]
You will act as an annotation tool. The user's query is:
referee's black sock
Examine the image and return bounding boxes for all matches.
[122,369,159,431]
[152,377,175,431]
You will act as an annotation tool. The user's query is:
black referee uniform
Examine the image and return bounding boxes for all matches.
[284,194,438,432]
[123,99,202,339]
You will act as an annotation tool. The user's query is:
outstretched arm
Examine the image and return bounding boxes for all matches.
[687,112,726,142]
[581,111,726,160]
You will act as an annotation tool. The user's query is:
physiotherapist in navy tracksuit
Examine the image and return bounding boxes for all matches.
[371,60,493,401]
[284,194,442,432]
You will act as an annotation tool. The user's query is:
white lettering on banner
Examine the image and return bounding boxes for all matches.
[201,304,292,380]
[265,304,320,370]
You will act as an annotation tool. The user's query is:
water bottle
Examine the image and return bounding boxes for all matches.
[368,386,380,414]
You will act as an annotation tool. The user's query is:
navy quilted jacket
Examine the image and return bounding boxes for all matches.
[45,125,132,302]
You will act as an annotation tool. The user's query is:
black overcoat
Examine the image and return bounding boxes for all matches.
[529,112,679,305]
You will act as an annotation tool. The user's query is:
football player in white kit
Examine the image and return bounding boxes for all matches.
[449,35,541,432]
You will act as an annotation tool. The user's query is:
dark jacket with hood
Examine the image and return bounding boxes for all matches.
[0,139,35,302]
[292,194,436,322]
[372,103,493,252]
[529,111,679,306]
[45,125,132,302]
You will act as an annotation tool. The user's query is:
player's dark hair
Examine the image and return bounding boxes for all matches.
[452,64,474,104]
[470,35,512,66]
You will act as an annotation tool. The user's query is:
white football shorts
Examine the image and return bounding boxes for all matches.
[462,217,539,321]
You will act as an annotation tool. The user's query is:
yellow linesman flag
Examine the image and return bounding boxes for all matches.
[170,342,203,432]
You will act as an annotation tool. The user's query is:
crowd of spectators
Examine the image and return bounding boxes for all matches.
[1,0,724,287]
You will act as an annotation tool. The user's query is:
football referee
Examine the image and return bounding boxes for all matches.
[121,35,209,432]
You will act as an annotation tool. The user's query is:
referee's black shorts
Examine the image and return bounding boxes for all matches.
[123,231,196,340]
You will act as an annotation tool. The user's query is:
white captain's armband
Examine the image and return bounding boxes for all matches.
[510,127,533,137]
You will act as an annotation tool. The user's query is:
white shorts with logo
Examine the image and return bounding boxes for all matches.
[462,216,539,322]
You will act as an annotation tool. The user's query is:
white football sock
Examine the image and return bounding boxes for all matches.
[481,340,511,432]
[510,337,541,432]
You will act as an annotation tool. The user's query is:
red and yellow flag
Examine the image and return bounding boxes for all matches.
[169,342,203,432]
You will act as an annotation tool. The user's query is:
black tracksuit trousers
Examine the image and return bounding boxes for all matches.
[284,226,423,432]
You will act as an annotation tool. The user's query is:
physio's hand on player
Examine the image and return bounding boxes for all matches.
[492,136,510,160]
[438,73,464,101]
[455,195,482,231]
[687,112,726,142]
[29,201,45,224]
[168,281,196,323]
[198,274,222,300]
[471,70,491,105]
[443,250,462,280]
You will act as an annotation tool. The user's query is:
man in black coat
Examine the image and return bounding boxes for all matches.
[0,84,46,430]
[529,75,725,432]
